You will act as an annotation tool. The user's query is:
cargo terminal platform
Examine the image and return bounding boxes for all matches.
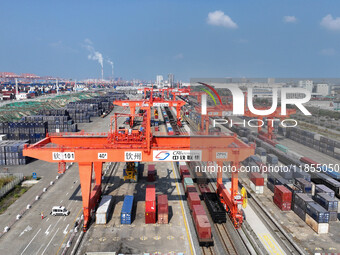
[77,161,196,254]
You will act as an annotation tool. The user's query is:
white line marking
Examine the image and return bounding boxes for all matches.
[66,192,69,195]
[20,228,41,255]
[41,228,59,255]
[19,225,32,237]
[46,218,49,222]
[63,224,69,235]
[35,244,44,255]
[71,186,73,189]
[60,200,63,203]
[45,224,51,236]
[50,217,61,233]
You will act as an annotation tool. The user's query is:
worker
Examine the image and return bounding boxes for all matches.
[41,212,44,220]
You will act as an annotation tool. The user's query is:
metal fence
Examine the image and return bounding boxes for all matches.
[0,173,24,198]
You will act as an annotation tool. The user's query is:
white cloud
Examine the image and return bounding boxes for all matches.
[320,48,336,56]
[283,16,297,23]
[321,14,340,31]
[174,53,184,60]
[207,11,238,29]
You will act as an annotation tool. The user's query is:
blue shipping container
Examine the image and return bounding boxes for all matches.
[121,195,134,224]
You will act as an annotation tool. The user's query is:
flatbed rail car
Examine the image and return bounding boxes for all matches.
[164,106,180,135]
[203,192,227,224]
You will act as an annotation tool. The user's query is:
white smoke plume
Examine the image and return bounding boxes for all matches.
[107,59,114,78]
[84,39,104,80]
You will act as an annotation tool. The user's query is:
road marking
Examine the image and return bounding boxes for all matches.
[50,217,62,233]
[60,200,63,203]
[45,224,51,236]
[71,186,73,189]
[63,224,69,235]
[41,228,59,255]
[46,218,49,222]
[259,234,285,255]
[19,225,32,237]
[171,162,194,255]
[20,228,41,255]
[55,207,83,254]
[35,244,44,255]
[66,192,69,195]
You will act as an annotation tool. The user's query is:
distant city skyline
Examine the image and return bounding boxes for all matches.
[0,1,340,80]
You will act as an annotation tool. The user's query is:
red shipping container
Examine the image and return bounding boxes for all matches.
[192,204,206,221]
[145,211,156,224]
[148,164,156,171]
[186,184,196,194]
[147,170,156,182]
[146,185,156,212]
[157,194,168,213]
[187,192,201,211]
[250,172,264,186]
[158,213,168,224]
[198,184,211,194]
[274,185,292,203]
[273,197,291,211]
[180,168,190,178]
[195,214,212,240]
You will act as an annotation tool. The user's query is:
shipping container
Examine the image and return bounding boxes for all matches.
[192,204,206,220]
[183,177,194,191]
[145,185,156,213]
[313,193,338,212]
[250,182,264,194]
[293,203,306,221]
[293,169,311,182]
[274,185,292,203]
[306,202,330,223]
[315,184,335,198]
[194,214,213,246]
[295,178,312,193]
[249,172,264,186]
[305,213,329,234]
[198,184,211,194]
[121,195,134,224]
[157,194,168,224]
[186,185,197,194]
[96,195,113,224]
[187,192,201,211]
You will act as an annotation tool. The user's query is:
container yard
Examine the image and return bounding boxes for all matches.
[0,83,339,255]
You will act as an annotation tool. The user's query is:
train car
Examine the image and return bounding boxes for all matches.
[319,165,340,181]
[193,170,208,184]
[300,157,319,166]
[203,192,226,223]
[198,184,211,195]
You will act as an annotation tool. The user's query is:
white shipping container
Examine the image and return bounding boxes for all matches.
[250,182,264,194]
[305,214,329,234]
[314,134,322,141]
[179,162,186,166]
[96,195,113,225]
[0,134,6,141]
[334,147,340,154]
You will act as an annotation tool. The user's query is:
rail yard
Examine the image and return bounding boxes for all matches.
[0,86,339,255]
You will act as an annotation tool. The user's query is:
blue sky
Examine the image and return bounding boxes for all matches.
[0,0,340,81]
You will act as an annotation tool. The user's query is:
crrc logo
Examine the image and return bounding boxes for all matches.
[154,151,170,160]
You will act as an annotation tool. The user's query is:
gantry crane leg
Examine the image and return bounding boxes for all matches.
[78,162,103,231]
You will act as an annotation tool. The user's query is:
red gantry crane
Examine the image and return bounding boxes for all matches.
[23,101,254,230]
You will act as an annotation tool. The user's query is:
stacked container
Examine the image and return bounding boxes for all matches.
[121,195,134,224]
[295,178,312,193]
[157,194,168,224]
[0,140,29,165]
[186,184,197,195]
[273,185,292,211]
[145,185,156,224]
[194,214,212,245]
[313,193,338,221]
[305,202,330,233]
[267,154,278,165]
[249,172,264,194]
[147,164,156,182]
[293,193,314,221]
[315,184,335,198]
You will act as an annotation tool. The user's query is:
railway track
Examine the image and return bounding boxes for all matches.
[202,246,216,255]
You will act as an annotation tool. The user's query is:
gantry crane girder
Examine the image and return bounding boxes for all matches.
[23,133,254,230]
[114,99,186,126]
